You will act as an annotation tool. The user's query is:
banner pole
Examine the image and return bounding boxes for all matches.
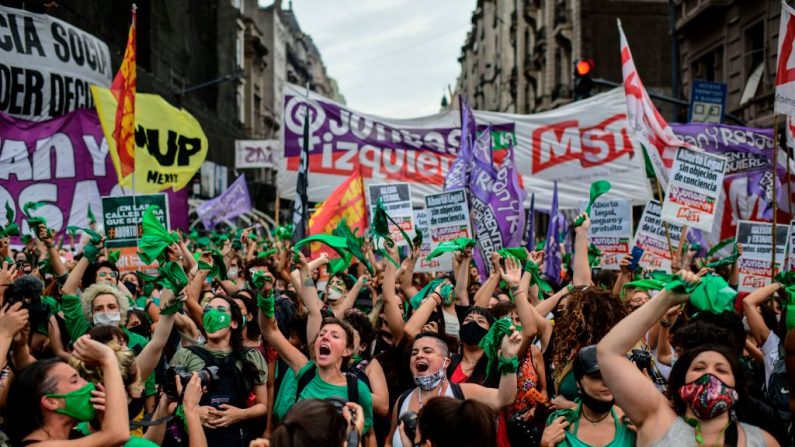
[274,185,280,227]
[786,119,793,218]
[654,180,675,270]
[772,114,779,277]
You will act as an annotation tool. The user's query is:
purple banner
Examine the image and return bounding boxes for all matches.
[197,175,253,229]
[0,110,188,240]
[671,123,773,176]
[444,97,476,192]
[543,181,562,286]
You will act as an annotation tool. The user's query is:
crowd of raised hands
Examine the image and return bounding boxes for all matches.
[0,211,791,447]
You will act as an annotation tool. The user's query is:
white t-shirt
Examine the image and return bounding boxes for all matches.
[761,331,781,387]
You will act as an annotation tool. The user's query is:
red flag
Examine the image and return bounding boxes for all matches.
[110,6,137,183]
[308,170,367,258]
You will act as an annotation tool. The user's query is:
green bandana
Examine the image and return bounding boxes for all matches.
[107,250,120,263]
[0,202,19,237]
[23,201,47,234]
[524,259,552,294]
[157,261,189,295]
[409,278,449,310]
[257,291,275,318]
[369,198,410,268]
[273,225,294,241]
[257,248,276,258]
[137,206,178,264]
[203,308,232,333]
[497,247,528,263]
[478,317,520,374]
[573,180,611,227]
[412,229,423,250]
[588,243,602,267]
[775,271,795,331]
[87,206,97,225]
[196,250,227,281]
[706,241,739,269]
[425,237,476,261]
[251,270,273,290]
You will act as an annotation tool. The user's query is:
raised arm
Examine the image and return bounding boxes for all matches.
[184,259,210,332]
[572,213,591,286]
[460,328,521,410]
[596,270,698,432]
[258,294,309,373]
[612,254,634,299]
[38,228,67,279]
[135,288,178,379]
[398,246,420,301]
[743,282,780,346]
[534,286,570,319]
[729,244,742,287]
[474,253,502,308]
[61,256,91,296]
[290,252,322,345]
[381,249,405,343]
[403,288,443,341]
[454,248,472,306]
[332,275,367,319]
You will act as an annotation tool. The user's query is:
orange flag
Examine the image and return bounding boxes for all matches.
[308,170,367,257]
[110,6,137,184]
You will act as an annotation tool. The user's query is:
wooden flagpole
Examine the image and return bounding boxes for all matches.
[654,180,676,268]
[772,114,779,276]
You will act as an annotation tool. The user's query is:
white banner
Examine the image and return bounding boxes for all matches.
[660,147,726,231]
[736,220,788,292]
[367,183,414,247]
[235,139,277,169]
[775,1,795,115]
[581,198,632,270]
[632,200,683,273]
[0,5,112,121]
[278,83,652,210]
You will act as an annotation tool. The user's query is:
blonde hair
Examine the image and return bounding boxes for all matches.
[81,283,130,325]
[69,333,138,388]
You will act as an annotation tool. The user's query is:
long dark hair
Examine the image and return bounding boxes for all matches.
[206,294,260,388]
[5,358,64,444]
[270,399,347,447]
[666,344,747,416]
[417,397,497,447]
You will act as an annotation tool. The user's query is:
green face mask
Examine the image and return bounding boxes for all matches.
[352,353,364,364]
[45,382,96,422]
[203,308,232,333]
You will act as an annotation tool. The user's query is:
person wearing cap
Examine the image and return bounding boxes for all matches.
[540,345,636,447]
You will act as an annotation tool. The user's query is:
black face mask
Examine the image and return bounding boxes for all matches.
[578,382,614,414]
[123,281,139,296]
[459,321,489,346]
[127,324,149,338]
[128,396,146,418]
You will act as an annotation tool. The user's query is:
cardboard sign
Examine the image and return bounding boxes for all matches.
[412,209,452,273]
[736,220,788,292]
[424,189,473,273]
[661,147,726,231]
[101,194,169,248]
[633,200,683,272]
[367,183,414,246]
[581,198,632,270]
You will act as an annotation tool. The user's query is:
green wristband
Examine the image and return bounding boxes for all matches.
[83,244,100,264]
[257,292,275,318]
[498,355,519,375]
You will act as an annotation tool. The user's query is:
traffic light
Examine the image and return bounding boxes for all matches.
[573,59,594,100]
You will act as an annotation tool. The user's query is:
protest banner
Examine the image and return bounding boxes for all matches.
[788,220,795,272]
[580,198,632,270]
[279,83,652,210]
[236,139,277,169]
[412,209,452,273]
[632,200,683,272]
[425,189,472,273]
[660,147,726,231]
[775,1,795,116]
[671,123,794,253]
[196,175,253,229]
[91,87,208,193]
[735,220,788,292]
[0,109,187,241]
[0,5,112,121]
[102,193,168,248]
[367,183,414,246]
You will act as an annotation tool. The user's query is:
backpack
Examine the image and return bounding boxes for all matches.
[765,343,790,421]
[295,363,360,404]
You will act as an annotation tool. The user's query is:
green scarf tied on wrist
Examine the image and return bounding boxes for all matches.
[478,317,521,375]
[524,259,552,294]
[157,261,189,293]
[23,201,48,234]
[137,206,179,265]
[774,271,795,331]
[573,180,612,227]
[497,247,528,263]
[661,273,736,314]
[67,225,104,264]
[587,243,602,268]
[706,240,739,269]
[0,202,19,237]
[425,237,476,261]
[257,290,275,318]
[409,278,449,310]
[196,250,227,281]
[369,198,412,268]
[251,270,274,290]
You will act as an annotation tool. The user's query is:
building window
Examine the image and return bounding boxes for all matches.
[236,32,244,69]
[690,46,724,82]
[744,22,765,87]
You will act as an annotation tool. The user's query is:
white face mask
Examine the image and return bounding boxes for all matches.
[228,267,239,280]
[327,286,345,302]
[93,312,121,326]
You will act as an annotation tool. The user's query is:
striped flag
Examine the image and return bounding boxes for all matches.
[292,106,310,245]
[308,169,367,258]
[110,5,137,185]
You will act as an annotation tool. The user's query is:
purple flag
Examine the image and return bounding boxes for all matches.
[468,126,498,281]
[444,97,477,191]
[525,193,535,249]
[543,181,562,286]
[488,150,527,249]
[196,175,252,228]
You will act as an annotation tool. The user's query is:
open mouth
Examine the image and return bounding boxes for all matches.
[415,360,429,373]
[318,344,331,357]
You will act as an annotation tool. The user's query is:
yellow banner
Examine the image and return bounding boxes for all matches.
[91,86,208,193]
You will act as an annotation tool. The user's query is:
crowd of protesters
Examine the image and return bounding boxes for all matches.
[0,201,790,447]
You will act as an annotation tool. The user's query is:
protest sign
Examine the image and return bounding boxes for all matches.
[632,200,683,272]
[92,87,208,193]
[235,139,277,169]
[279,83,651,210]
[660,147,726,231]
[425,189,472,272]
[580,198,632,270]
[735,221,788,292]
[367,183,414,246]
[196,175,252,229]
[412,209,452,273]
[788,220,795,272]
[0,109,187,241]
[689,80,727,123]
[102,194,168,248]
[0,5,112,121]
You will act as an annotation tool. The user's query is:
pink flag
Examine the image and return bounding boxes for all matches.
[775,1,795,116]
[618,19,694,189]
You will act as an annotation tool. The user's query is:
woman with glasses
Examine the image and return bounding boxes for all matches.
[168,294,269,447]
